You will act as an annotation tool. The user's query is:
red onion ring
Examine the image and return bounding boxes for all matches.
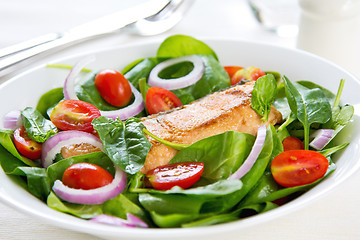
[3,110,22,129]
[99,84,144,120]
[228,125,267,180]
[63,56,96,100]
[63,57,144,120]
[89,213,148,228]
[148,55,205,90]
[310,129,335,150]
[41,130,104,168]
[52,164,126,205]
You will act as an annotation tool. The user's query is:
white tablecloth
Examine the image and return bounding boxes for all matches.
[0,0,359,239]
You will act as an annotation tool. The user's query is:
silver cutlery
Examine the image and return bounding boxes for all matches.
[0,0,193,76]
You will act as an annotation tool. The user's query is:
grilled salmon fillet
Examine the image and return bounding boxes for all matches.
[141,81,282,173]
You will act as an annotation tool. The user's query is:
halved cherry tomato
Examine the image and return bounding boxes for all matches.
[146,87,183,115]
[13,126,42,160]
[50,99,101,133]
[231,66,265,85]
[62,163,113,190]
[147,162,204,190]
[94,69,132,107]
[224,66,244,79]
[282,136,305,151]
[271,150,329,187]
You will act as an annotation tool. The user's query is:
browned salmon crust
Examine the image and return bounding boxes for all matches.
[141,81,282,173]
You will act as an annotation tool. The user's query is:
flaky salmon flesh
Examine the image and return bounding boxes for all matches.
[141,81,282,173]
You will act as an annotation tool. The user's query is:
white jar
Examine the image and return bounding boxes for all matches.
[297,0,360,77]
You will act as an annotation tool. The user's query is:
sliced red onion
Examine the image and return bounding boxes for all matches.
[89,213,148,228]
[41,130,104,168]
[63,56,96,100]
[99,83,144,120]
[3,110,22,129]
[228,125,267,180]
[52,164,126,205]
[148,55,205,90]
[309,129,335,150]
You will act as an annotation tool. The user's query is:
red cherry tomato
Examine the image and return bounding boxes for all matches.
[13,126,42,160]
[94,69,132,107]
[62,163,113,190]
[224,66,244,79]
[50,99,101,133]
[231,66,265,85]
[146,87,183,115]
[282,136,305,151]
[271,150,329,187]
[147,162,204,190]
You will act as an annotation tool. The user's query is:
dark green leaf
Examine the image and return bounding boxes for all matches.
[47,192,103,219]
[283,76,332,149]
[21,107,58,143]
[36,87,64,118]
[157,35,218,60]
[92,117,151,174]
[169,131,255,182]
[251,74,278,121]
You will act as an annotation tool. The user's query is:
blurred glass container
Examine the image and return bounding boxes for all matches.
[297,0,360,77]
[248,0,300,37]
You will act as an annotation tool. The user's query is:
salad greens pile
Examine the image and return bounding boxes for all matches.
[0,35,354,228]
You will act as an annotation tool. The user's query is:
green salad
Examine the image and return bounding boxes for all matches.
[0,35,354,228]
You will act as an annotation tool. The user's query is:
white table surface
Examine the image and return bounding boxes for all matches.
[0,0,360,239]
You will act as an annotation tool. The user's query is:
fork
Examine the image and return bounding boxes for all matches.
[0,0,193,76]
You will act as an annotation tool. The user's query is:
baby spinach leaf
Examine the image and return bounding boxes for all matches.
[47,192,103,219]
[21,107,58,143]
[150,212,200,228]
[123,57,160,89]
[103,193,150,225]
[92,117,151,174]
[169,131,255,182]
[36,87,64,118]
[11,166,50,201]
[156,35,218,60]
[283,76,332,149]
[251,74,278,121]
[139,179,243,216]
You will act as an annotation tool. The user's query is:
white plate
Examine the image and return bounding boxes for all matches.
[0,38,360,240]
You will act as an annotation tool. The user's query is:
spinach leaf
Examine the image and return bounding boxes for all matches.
[181,201,277,227]
[138,179,243,227]
[36,87,64,118]
[169,131,255,182]
[123,58,160,89]
[11,166,50,201]
[322,80,354,147]
[47,192,103,219]
[92,117,151,174]
[319,143,349,157]
[274,80,335,120]
[21,107,58,143]
[283,76,332,149]
[156,35,218,60]
[103,193,151,225]
[251,74,278,121]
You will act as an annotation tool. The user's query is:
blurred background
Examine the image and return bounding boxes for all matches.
[0,0,359,239]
